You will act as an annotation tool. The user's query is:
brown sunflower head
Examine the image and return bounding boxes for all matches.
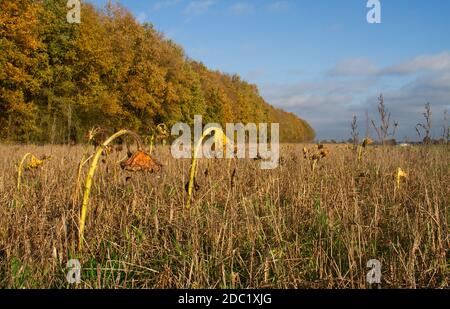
[362,137,373,148]
[319,149,329,158]
[120,150,162,173]
[156,124,168,136]
[86,127,103,145]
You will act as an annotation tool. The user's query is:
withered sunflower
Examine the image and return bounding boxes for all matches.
[120,150,162,173]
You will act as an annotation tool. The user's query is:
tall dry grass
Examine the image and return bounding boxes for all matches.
[0,144,448,288]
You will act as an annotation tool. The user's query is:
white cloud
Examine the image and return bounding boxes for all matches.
[361,73,450,140]
[183,0,216,15]
[263,79,374,105]
[381,52,450,75]
[329,52,450,78]
[261,79,374,138]
[329,58,379,76]
[261,52,450,140]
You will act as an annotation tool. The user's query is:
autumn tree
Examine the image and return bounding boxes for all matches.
[0,1,315,143]
[0,0,45,141]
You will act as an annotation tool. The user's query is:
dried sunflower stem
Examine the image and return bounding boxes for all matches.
[72,152,94,207]
[17,153,33,190]
[186,127,228,209]
[78,130,143,251]
[357,145,363,161]
[312,159,318,173]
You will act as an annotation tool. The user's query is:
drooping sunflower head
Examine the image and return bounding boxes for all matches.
[319,149,329,158]
[120,150,162,173]
[24,155,51,171]
[395,167,408,187]
[86,126,102,143]
[362,137,373,148]
[156,123,168,136]
[397,167,407,179]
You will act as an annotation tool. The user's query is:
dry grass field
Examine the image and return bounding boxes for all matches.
[0,143,448,288]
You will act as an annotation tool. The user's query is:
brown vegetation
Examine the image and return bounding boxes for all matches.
[0,143,447,288]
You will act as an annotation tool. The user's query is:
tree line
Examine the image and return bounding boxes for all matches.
[0,0,315,144]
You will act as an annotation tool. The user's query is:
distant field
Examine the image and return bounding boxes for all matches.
[0,144,448,288]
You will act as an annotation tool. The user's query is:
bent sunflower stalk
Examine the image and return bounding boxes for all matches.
[17,153,49,190]
[78,129,144,251]
[17,153,33,190]
[357,138,373,162]
[186,127,230,209]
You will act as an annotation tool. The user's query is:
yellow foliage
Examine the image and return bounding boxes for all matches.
[25,155,44,171]
[396,168,407,188]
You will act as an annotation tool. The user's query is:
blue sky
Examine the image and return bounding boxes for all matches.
[86,0,450,141]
